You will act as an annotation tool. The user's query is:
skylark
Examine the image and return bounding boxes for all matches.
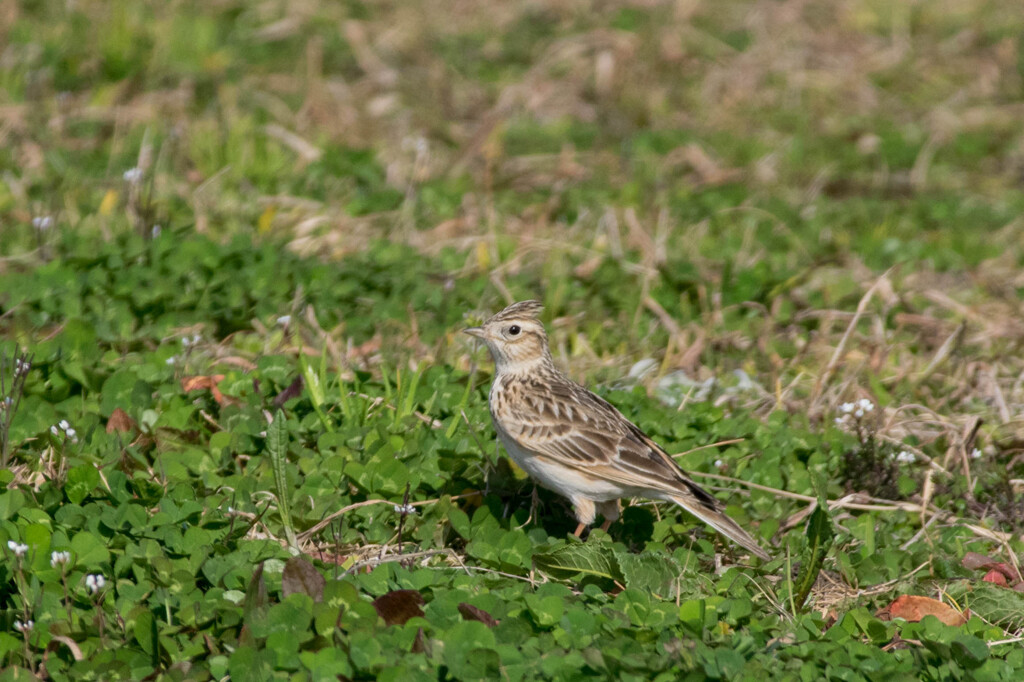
[465,300,770,560]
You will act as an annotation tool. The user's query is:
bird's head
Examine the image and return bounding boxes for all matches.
[463,300,552,372]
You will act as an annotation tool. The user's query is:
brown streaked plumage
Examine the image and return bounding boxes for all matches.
[464,300,770,560]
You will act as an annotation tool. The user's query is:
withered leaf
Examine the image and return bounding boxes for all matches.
[106,407,137,434]
[273,376,304,408]
[458,602,498,627]
[372,589,425,626]
[282,557,325,602]
[876,595,968,626]
[181,375,227,405]
[961,552,1021,583]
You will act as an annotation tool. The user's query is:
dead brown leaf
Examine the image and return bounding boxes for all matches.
[106,407,137,434]
[876,595,968,626]
[182,375,227,405]
[372,589,425,626]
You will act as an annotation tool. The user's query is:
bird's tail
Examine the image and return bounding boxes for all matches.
[669,494,771,561]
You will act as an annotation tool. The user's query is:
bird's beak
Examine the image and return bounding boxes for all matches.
[463,327,486,339]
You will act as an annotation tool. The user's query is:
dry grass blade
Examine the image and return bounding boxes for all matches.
[297,491,482,541]
[812,268,895,407]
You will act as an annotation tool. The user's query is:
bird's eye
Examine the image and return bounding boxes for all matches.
[508,325,521,336]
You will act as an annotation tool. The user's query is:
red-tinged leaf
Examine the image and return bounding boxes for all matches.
[876,595,968,626]
[372,590,425,626]
[962,552,996,571]
[983,569,1008,586]
[961,552,1022,583]
[1014,582,1024,593]
[273,376,304,408]
[106,407,137,434]
[458,602,498,627]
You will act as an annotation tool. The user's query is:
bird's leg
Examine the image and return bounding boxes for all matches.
[574,523,587,538]
[595,500,621,534]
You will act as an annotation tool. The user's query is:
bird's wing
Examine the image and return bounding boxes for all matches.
[498,377,770,559]
[497,378,721,510]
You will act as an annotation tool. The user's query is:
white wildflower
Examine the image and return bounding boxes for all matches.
[895,450,915,464]
[50,550,71,568]
[970,448,982,460]
[51,425,59,436]
[123,167,143,184]
[85,574,106,594]
[7,541,29,557]
[59,420,69,431]
[13,620,33,633]
[151,225,162,238]
[276,315,291,326]
[839,402,855,414]
[393,503,417,515]
[713,459,724,468]
[32,215,54,231]
[165,356,176,365]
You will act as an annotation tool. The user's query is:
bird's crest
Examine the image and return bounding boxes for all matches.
[489,300,544,323]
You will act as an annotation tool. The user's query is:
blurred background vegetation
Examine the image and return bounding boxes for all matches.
[3,0,1023,418]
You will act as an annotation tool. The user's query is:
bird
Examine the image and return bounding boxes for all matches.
[464,300,770,560]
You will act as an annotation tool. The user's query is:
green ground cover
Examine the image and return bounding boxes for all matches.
[2,0,1024,679]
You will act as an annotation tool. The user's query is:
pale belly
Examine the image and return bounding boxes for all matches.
[496,430,629,503]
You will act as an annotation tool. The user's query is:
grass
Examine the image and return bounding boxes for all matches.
[2,0,1024,678]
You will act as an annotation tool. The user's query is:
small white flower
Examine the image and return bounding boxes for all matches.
[151,225,162,238]
[393,503,417,515]
[276,315,291,326]
[839,402,855,414]
[59,420,69,431]
[85,574,106,594]
[7,541,29,557]
[123,167,143,184]
[65,427,76,438]
[32,215,54,231]
[854,408,864,418]
[51,425,59,436]
[50,550,71,568]
[713,459,724,468]
[165,356,176,365]
[970,448,982,460]
[13,620,33,633]
[14,358,30,376]
[858,398,874,412]
[895,450,915,464]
